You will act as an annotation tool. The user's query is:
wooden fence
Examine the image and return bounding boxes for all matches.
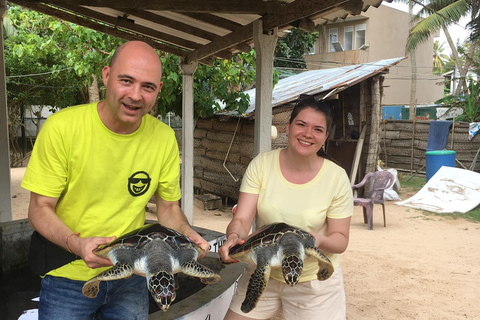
[379,120,480,174]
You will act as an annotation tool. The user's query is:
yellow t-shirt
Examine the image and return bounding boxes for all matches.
[240,148,353,283]
[22,102,181,281]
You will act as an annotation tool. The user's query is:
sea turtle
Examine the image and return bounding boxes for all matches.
[228,222,334,313]
[82,223,221,311]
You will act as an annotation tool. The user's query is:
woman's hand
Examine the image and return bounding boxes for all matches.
[219,232,245,263]
[310,232,323,248]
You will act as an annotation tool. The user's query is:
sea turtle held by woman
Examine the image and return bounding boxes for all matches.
[228,222,334,313]
[82,223,221,311]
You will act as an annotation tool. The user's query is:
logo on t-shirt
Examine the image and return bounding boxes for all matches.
[128,171,151,197]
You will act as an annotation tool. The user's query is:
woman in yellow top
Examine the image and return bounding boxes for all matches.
[219,94,353,320]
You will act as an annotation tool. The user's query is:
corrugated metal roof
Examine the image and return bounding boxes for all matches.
[218,57,406,116]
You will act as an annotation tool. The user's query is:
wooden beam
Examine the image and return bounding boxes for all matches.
[340,0,364,15]
[185,0,347,63]
[179,12,244,32]
[262,0,348,31]
[290,18,315,33]
[57,4,202,50]
[21,0,285,13]
[12,0,188,56]
[128,9,220,42]
[184,24,253,64]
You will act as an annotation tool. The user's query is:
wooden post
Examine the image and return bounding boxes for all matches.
[359,81,366,133]
[253,20,277,157]
[179,58,198,225]
[0,0,13,222]
[365,76,381,174]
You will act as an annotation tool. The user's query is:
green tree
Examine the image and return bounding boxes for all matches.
[406,0,478,95]
[433,39,450,75]
[274,28,318,77]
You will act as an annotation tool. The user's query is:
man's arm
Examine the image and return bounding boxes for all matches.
[28,192,115,268]
[155,193,209,258]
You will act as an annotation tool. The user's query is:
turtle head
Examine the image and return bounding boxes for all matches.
[148,271,176,312]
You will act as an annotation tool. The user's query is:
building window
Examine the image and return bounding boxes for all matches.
[344,26,353,51]
[355,24,366,49]
[329,28,338,53]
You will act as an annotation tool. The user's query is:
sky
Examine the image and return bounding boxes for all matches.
[383,2,470,54]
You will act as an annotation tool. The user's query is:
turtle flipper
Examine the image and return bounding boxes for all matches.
[305,247,334,281]
[181,260,221,284]
[241,264,271,313]
[148,271,176,312]
[82,263,135,298]
[281,252,303,286]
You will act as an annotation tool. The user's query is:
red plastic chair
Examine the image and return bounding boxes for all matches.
[352,171,396,230]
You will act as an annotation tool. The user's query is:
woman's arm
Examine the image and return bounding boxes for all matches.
[218,191,258,262]
[312,216,351,254]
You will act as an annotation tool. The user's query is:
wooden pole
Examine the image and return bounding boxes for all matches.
[366,76,381,174]
[410,118,416,173]
[179,58,198,224]
[0,0,13,222]
[383,119,388,167]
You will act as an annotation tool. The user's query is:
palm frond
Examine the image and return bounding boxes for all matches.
[407,0,470,52]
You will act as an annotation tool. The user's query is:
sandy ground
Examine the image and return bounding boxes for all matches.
[10,167,480,320]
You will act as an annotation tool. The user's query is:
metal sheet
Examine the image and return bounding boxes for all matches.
[218,57,406,116]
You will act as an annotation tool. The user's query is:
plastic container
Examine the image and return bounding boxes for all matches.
[425,150,456,182]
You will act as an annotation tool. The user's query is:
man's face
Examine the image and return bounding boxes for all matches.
[101,43,163,134]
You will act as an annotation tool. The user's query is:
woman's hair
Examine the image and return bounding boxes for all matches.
[289,94,339,164]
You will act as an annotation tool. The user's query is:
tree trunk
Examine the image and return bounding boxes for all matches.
[442,25,468,95]
[88,74,100,103]
[409,2,417,120]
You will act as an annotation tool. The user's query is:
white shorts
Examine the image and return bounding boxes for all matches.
[228,264,346,320]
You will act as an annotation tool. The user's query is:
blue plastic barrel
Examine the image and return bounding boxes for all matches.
[425,150,456,182]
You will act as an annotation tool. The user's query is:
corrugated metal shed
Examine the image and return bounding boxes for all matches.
[219,57,406,116]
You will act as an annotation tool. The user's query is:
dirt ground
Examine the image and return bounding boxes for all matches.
[10,167,480,320]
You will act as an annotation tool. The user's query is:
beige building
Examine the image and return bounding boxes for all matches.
[306,4,444,105]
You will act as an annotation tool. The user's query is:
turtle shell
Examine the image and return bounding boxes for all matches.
[229,222,310,257]
[94,223,203,256]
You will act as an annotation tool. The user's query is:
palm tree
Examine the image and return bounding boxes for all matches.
[406,0,477,95]
[433,39,450,74]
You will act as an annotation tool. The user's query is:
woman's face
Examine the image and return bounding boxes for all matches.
[286,107,329,157]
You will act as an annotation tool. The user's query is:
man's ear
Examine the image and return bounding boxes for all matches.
[101,66,110,86]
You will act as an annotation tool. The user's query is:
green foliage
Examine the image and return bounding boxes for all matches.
[397,173,425,192]
[5,4,124,109]
[157,50,258,118]
[274,28,318,70]
[435,80,480,122]
[406,0,470,53]
[433,40,450,75]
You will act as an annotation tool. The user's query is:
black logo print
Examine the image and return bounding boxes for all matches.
[128,171,151,197]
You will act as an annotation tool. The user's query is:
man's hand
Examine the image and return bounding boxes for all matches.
[184,229,210,259]
[69,235,117,269]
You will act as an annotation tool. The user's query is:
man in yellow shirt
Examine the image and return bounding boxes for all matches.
[22,41,208,320]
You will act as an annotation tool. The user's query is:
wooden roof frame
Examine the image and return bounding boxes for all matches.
[10,0,383,65]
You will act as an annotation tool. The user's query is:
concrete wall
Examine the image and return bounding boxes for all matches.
[306,4,444,106]
[0,219,33,273]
